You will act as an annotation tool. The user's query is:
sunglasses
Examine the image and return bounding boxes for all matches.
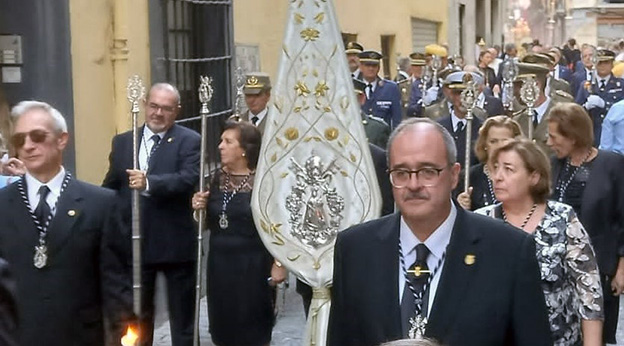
[10,129,51,148]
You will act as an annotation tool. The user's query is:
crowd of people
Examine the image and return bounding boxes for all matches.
[0,35,624,346]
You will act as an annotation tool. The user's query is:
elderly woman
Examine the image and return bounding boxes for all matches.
[476,138,603,346]
[192,121,286,346]
[457,115,523,210]
[547,103,624,344]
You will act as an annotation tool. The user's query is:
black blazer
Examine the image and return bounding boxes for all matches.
[369,143,394,216]
[329,208,551,346]
[551,150,624,274]
[0,258,17,346]
[438,116,482,169]
[0,179,132,346]
[103,124,200,264]
[483,95,505,117]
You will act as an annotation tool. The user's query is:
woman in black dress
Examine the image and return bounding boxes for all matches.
[478,50,499,93]
[547,103,624,344]
[457,115,523,210]
[192,121,286,346]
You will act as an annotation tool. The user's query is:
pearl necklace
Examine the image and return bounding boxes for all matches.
[555,149,592,202]
[502,203,537,230]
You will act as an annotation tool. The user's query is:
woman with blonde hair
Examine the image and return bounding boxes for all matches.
[457,115,523,210]
[476,138,603,346]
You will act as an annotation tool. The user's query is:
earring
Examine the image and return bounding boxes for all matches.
[242,152,246,157]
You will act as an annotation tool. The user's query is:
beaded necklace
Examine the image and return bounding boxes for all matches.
[555,149,592,202]
[218,170,252,229]
[502,203,537,230]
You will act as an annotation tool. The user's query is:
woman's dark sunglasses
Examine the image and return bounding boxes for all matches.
[10,129,50,148]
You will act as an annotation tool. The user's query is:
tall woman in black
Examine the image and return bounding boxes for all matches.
[192,121,286,346]
[547,103,624,344]
[457,115,523,210]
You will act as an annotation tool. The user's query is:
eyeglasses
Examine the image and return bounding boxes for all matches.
[388,166,447,188]
[10,129,50,148]
[147,102,177,114]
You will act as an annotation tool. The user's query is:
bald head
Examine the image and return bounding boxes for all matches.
[387,118,457,166]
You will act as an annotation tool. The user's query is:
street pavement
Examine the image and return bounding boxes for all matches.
[152,273,306,345]
[152,273,624,345]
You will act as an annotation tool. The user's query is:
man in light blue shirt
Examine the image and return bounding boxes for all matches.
[600,99,624,155]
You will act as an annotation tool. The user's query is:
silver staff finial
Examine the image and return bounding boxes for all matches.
[198,75,214,115]
[127,75,146,114]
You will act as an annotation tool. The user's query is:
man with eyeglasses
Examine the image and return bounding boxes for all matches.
[0,101,133,345]
[103,83,200,345]
[328,117,551,346]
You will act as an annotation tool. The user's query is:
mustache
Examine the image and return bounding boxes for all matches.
[403,190,429,201]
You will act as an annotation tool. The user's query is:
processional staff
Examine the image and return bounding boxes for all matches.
[520,75,540,140]
[122,75,146,346]
[431,55,442,87]
[193,75,214,346]
[585,46,599,94]
[501,57,518,112]
[460,73,478,194]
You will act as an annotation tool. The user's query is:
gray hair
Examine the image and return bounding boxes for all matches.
[504,43,516,53]
[147,82,181,105]
[11,101,68,133]
[386,118,457,167]
[379,338,441,346]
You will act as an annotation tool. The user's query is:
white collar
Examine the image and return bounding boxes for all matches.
[143,125,165,141]
[451,110,466,131]
[534,96,551,120]
[249,107,268,125]
[399,201,456,260]
[25,166,66,207]
[598,75,611,85]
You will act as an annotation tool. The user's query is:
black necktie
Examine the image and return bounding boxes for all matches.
[456,121,465,134]
[532,110,539,128]
[400,243,431,337]
[600,79,606,91]
[366,83,373,99]
[150,135,161,156]
[251,116,259,126]
[34,185,51,226]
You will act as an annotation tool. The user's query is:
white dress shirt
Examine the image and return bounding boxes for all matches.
[249,107,268,127]
[25,166,66,216]
[451,110,466,132]
[534,97,551,124]
[139,126,165,171]
[398,202,456,317]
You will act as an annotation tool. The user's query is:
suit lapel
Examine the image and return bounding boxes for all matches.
[375,214,402,334]
[426,208,480,338]
[46,179,82,255]
[6,185,40,247]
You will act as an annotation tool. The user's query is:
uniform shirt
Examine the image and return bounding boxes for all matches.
[534,97,551,124]
[600,99,624,155]
[249,107,268,126]
[451,110,467,132]
[398,202,456,317]
[25,166,66,216]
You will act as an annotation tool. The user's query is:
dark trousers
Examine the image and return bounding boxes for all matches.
[296,279,312,318]
[140,262,196,346]
[602,274,620,344]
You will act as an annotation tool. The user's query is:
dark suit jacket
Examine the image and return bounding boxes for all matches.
[557,64,573,83]
[328,208,551,346]
[482,94,505,117]
[438,115,481,169]
[102,124,200,264]
[571,66,589,99]
[551,150,624,275]
[362,78,402,129]
[0,178,132,346]
[0,258,17,346]
[368,143,394,216]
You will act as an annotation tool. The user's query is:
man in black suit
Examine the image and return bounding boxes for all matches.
[0,101,132,345]
[328,117,551,346]
[0,258,17,346]
[103,83,200,345]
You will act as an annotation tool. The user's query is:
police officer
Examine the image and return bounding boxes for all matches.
[353,78,390,148]
[358,50,402,129]
[405,52,427,117]
[575,49,624,145]
[345,42,364,80]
